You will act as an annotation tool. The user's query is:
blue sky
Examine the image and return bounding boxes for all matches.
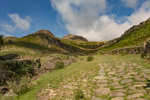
[0,0,150,41]
[0,0,68,37]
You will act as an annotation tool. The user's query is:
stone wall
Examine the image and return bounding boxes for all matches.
[110,46,143,55]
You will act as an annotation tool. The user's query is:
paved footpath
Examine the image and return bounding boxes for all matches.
[91,62,150,100]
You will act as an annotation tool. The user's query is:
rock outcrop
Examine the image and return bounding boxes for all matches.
[62,34,88,42]
[141,39,150,59]
[36,29,55,37]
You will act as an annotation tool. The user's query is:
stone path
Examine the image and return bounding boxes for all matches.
[91,62,150,100]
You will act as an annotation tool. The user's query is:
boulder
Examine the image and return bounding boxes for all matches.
[43,56,77,71]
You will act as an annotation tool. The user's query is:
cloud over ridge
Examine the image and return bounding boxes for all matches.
[52,0,150,41]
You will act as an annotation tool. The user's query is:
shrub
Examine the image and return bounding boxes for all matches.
[74,89,85,100]
[0,60,34,77]
[87,56,94,61]
[7,76,31,95]
[54,61,64,69]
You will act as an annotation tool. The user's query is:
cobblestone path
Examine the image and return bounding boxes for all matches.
[91,62,150,100]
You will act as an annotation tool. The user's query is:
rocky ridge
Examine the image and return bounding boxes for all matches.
[102,17,150,48]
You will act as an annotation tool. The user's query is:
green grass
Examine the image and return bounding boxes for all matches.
[14,55,100,100]
[115,54,150,69]
[100,21,150,51]
[98,54,150,69]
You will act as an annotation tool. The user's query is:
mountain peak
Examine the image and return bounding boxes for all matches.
[62,33,88,42]
[36,29,55,37]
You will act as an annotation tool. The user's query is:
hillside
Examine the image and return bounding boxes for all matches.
[2,30,96,56]
[100,18,150,51]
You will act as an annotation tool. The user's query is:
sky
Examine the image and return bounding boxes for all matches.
[0,0,150,41]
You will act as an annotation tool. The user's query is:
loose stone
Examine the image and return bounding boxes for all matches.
[94,88,111,96]
[127,93,144,99]
[110,91,126,97]
[91,96,104,100]
[121,79,133,84]
[111,97,124,100]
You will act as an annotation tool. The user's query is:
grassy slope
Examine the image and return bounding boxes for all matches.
[15,56,100,100]
[116,55,150,69]
[1,37,59,57]
[14,34,66,53]
[100,21,150,51]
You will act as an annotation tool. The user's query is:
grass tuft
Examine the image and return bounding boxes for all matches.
[87,56,94,61]
[54,61,64,69]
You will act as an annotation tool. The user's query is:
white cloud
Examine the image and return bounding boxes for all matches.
[52,0,150,41]
[0,32,12,37]
[127,0,150,25]
[2,24,15,32]
[8,14,31,30]
[1,13,31,32]
[121,0,139,8]
[51,0,106,31]
[77,16,130,41]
